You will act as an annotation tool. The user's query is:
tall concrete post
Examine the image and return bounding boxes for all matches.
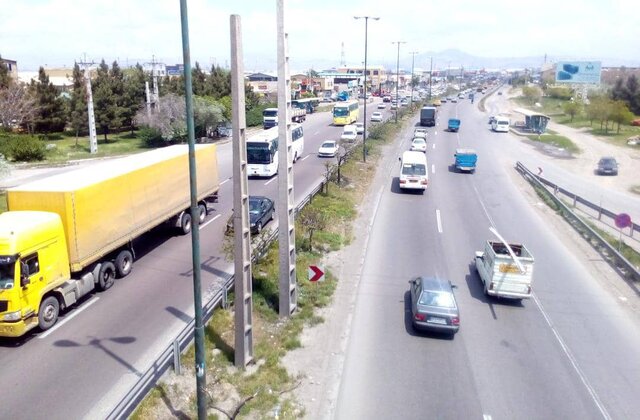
[145,81,152,121]
[230,14,254,368]
[82,64,98,154]
[277,0,297,317]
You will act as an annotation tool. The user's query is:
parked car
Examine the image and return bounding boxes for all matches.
[390,102,398,109]
[377,102,386,109]
[354,122,365,134]
[371,112,383,122]
[449,96,457,103]
[596,157,619,175]
[409,276,460,336]
[318,140,339,158]
[410,137,427,153]
[226,196,275,235]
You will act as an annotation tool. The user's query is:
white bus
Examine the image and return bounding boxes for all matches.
[247,124,304,177]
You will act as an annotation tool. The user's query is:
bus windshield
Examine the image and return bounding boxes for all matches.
[247,143,273,164]
[333,108,349,117]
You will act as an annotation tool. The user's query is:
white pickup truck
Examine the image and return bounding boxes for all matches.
[475,240,534,299]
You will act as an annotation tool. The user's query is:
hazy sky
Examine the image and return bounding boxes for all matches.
[1,0,637,71]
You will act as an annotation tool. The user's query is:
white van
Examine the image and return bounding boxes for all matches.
[341,124,358,142]
[492,115,510,132]
[399,151,428,191]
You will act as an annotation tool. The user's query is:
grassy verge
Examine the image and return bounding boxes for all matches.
[42,131,146,162]
[524,133,580,153]
[586,222,640,269]
[630,185,640,196]
[131,105,419,419]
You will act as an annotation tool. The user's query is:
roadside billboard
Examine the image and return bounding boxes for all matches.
[555,61,601,84]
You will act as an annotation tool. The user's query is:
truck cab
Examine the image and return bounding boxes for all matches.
[0,212,72,337]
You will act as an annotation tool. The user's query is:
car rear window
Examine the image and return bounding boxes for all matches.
[419,291,456,308]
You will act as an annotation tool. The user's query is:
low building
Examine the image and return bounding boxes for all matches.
[1,57,18,80]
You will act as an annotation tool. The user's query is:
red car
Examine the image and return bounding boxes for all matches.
[631,118,640,127]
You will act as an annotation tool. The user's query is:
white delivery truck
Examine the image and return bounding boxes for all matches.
[398,151,428,191]
[491,115,510,132]
[475,240,534,299]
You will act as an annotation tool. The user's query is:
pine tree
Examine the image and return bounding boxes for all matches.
[69,63,88,144]
[109,61,126,134]
[93,60,115,140]
[30,67,66,134]
[192,62,207,96]
[122,63,146,134]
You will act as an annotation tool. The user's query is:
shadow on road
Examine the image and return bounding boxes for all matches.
[464,262,525,319]
[54,335,141,377]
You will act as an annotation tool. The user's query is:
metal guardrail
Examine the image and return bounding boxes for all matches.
[532,171,639,238]
[515,161,640,283]
[107,136,365,419]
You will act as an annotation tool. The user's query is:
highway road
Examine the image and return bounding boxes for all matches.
[335,92,640,419]
[0,99,392,419]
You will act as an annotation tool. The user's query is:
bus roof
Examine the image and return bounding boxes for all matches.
[333,100,358,107]
[247,123,302,143]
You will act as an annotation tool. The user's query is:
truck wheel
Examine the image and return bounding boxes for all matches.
[180,213,192,234]
[115,250,133,278]
[38,296,60,331]
[198,203,207,224]
[98,262,116,291]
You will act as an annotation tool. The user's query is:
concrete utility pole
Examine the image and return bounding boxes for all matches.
[409,51,418,109]
[230,14,254,368]
[145,81,152,121]
[78,61,98,154]
[429,57,433,101]
[178,0,206,417]
[354,15,380,163]
[277,0,297,318]
[391,41,406,123]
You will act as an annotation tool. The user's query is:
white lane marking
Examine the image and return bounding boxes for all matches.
[532,293,612,420]
[314,130,320,135]
[472,185,496,228]
[432,164,435,174]
[483,415,492,420]
[220,178,230,186]
[434,131,438,135]
[436,209,443,233]
[264,177,277,186]
[199,214,220,230]
[432,143,436,150]
[39,297,100,339]
[300,155,310,161]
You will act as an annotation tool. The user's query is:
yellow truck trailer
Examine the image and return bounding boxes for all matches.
[0,144,219,337]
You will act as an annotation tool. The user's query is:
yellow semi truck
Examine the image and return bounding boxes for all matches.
[0,144,219,338]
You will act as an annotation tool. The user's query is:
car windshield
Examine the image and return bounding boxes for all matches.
[321,141,335,148]
[248,200,263,214]
[0,261,16,290]
[600,158,615,165]
[412,139,426,145]
[402,164,426,176]
[419,291,456,308]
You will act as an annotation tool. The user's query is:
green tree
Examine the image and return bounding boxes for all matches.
[206,65,231,99]
[625,74,639,114]
[193,96,225,138]
[522,85,542,105]
[30,67,66,134]
[109,61,126,134]
[69,63,88,144]
[562,101,581,122]
[160,74,184,96]
[191,62,207,96]
[410,75,420,88]
[610,100,634,134]
[122,63,146,134]
[93,60,116,140]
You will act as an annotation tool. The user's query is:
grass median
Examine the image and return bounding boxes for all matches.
[132,105,421,419]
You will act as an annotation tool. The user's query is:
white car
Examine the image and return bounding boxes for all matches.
[318,140,339,157]
[370,112,383,122]
[341,124,358,142]
[377,102,386,109]
[410,137,427,153]
[354,122,365,134]
[413,128,428,139]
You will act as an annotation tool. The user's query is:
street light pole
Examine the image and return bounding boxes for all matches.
[391,41,406,123]
[354,15,379,163]
[409,51,418,109]
[429,57,433,101]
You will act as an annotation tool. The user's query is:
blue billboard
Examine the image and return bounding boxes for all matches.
[555,61,601,84]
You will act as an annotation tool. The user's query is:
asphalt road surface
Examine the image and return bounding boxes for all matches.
[335,94,640,419]
[0,100,392,419]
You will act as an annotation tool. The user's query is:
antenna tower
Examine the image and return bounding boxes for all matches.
[340,42,346,67]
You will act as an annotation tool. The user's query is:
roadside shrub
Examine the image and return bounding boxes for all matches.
[546,86,573,100]
[138,126,166,148]
[246,103,276,127]
[0,133,47,162]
